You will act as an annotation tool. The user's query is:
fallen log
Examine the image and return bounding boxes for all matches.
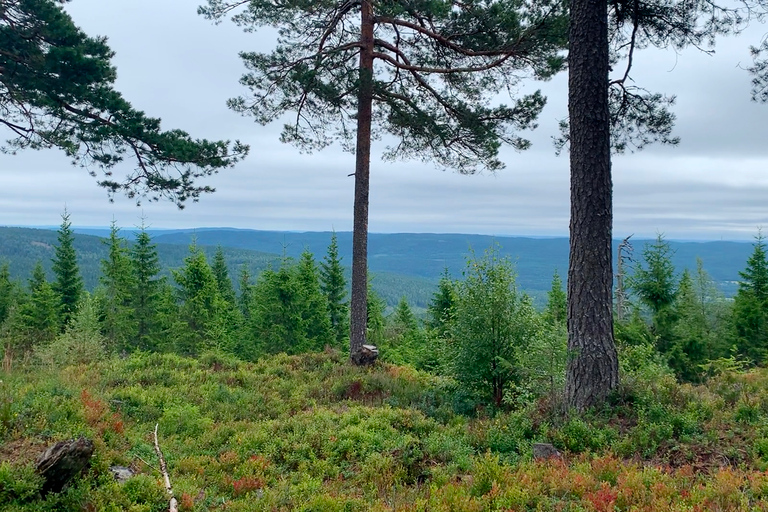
[153,423,178,512]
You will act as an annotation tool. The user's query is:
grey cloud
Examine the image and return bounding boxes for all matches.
[1,0,766,241]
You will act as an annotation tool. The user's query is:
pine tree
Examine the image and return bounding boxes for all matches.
[130,222,162,351]
[320,232,348,346]
[565,0,753,411]
[211,246,236,305]
[1,0,247,205]
[51,210,83,329]
[733,232,768,363]
[98,221,136,351]
[201,0,567,364]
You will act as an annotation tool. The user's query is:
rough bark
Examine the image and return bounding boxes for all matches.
[349,0,376,366]
[36,437,94,496]
[565,0,620,411]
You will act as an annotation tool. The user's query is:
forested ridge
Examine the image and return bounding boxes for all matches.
[0,226,438,310]
[0,225,755,309]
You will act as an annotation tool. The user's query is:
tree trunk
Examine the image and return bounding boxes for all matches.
[349,0,376,365]
[565,0,619,410]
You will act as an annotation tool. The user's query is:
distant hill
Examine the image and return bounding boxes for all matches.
[111,228,754,299]
[0,227,756,310]
[0,227,439,310]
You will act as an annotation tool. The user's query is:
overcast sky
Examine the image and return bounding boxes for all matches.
[1,0,767,240]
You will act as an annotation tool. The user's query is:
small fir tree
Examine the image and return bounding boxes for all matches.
[15,263,59,352]
[544,270,567,326]
[130,222,163,351]
[320,232,348,346]
[98,221,136,351]
[249,264,304,356]
[629,234,678,353]
[296,250,334,352]
[35,293,106,368]
[237,266,254,320]
[173,245,230,355]
[451,247,538,408]
[51,210,83,329]
[393,297,418,332]
[366,282,387,347]
[426,269,456,336]
[211,246,237,305]
[0,263,19,326]
[733,232,768,363]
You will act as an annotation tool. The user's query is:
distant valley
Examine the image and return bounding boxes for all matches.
[0,226,755,309]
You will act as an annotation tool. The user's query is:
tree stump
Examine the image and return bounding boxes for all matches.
[355,344,379,366]
[36,437,94,495]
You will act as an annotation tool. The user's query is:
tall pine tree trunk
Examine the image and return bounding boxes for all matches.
[349,0,375,365]
[565,0,619,410]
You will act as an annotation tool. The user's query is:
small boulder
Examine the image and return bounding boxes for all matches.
[109,465,136,484]
[36,437,94,496]
[532,443,562,461]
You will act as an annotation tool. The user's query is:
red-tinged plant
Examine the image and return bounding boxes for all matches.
[80,389,106,426]
[584,481,618,512]
[179,492,195,511]
[111,415,124,434]
[232,475,263,497]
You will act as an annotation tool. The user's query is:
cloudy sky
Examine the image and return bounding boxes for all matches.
[1,0,767,240]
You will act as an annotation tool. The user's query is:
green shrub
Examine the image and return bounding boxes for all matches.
[121,474,168,512]
[549,417,616,454]
[159,403,213,438]
[0,462,42,505]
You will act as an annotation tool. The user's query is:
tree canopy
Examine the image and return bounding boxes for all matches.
[1,0,248,205]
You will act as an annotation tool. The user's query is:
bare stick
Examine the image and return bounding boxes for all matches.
[153,423,178,512]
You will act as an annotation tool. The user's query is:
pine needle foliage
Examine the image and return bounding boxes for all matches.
[0,0,248,205]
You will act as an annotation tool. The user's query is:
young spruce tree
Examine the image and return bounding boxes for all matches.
[130,222,163,351]
[52,210,83,330]
[320,232,348,347]
[98,221,136,352]
[451,247,538,408]
[733,232,768,364]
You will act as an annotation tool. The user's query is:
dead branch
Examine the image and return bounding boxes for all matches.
[153,423,178,512]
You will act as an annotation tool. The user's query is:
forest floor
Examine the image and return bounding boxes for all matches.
[3,349,768,511]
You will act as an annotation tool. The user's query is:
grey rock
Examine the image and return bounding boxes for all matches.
[532,443,562,461]
[109,465,136,484]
